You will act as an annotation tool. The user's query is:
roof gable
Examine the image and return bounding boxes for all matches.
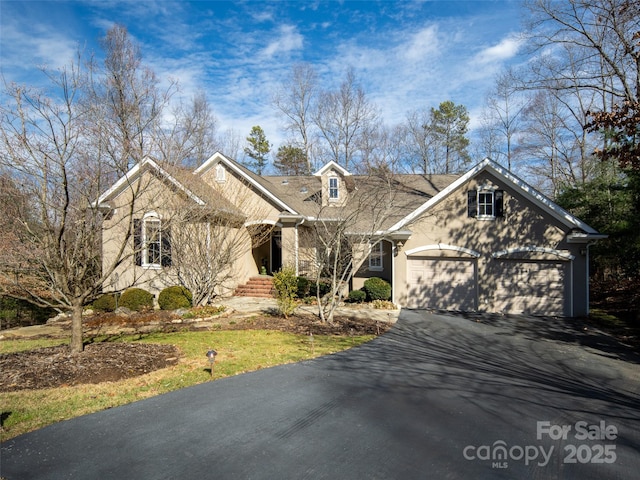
[195,152,299,214]
[313,161,352,177]
[97,157,206,207]
[96,157,243,218]
[387,158,600,235]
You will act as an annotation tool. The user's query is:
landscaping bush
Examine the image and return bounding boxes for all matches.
[92,293,117,312]
[158,286,193,310]
[296,276,311,298]
[273,266,298,318]
[119,288,154,312]
[363,277,391,301]
[348,289,366,303]
[312,279,332,297]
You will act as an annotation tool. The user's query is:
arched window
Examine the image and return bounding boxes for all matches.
[134,212,171,268]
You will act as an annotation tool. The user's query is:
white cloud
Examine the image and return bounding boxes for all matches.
[474,35,522,64]
[403,25,440,61]
[0,23,79,76]
[261,25,303,58]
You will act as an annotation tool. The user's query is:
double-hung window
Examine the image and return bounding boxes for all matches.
[369,241,383,271]
[468,187,504,219]
[329,177,339,200]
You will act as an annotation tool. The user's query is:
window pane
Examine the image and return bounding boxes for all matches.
[329,177,338,199]
[145,220,161,265]
[478,192,493,216]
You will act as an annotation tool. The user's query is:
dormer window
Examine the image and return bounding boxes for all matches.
[329,177,339,200]
[468,187,504,219]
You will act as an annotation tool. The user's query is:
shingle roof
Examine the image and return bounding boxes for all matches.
[155,162,245,220]
[261,172,460,230]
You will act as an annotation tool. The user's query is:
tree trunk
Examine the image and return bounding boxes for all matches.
[70,304,84,354]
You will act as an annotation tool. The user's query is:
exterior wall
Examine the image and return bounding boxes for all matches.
[101,171,180,296]
[393,172,588,316]
[200,163,281,223]
[353,240,393,291]
[101,169,258,299]
[320,168,348,207]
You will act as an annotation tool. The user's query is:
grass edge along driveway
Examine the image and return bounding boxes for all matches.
[0,329,375,440]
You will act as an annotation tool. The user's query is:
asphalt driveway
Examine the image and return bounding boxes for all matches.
[2,310,639,479]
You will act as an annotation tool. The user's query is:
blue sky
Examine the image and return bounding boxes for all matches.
[1,0,526,152]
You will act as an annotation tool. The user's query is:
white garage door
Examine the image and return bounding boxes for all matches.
[407,258,477,311]
[494,260,567,316]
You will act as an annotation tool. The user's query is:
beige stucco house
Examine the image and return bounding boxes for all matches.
[98,152,604,317]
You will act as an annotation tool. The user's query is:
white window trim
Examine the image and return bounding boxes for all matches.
[477,185,498,220]
[142,212,162,269]
[369,241,383,271]
[328,176,339,200]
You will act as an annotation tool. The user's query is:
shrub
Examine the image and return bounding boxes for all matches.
[182,305,226,319]
[348,289,366,303]
[92,293,117,312]
[119,288,154,312]
[363,277,391,301]
[372,299,396,310]
[158,286,193,310]
[311,279,332,297]
[272,266,298,318]
[296,276,311,298]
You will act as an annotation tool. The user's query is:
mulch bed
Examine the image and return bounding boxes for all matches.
[1,312,391,392]
[0,343,180,392]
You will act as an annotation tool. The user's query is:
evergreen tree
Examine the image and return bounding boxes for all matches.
[274,144,308,175]
[428,101,471,174]
[243,125,271,175]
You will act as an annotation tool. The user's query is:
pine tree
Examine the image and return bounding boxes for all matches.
[243,125,271,175]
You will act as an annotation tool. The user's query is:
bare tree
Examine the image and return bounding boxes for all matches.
[167,173,273,306]
[158,91,221,167]
[313,68,379,170]
[404,107,436,174]
[272,63,318,173]
[481,70,529,170]
[0,26,179,353]
[88,24,176,177]
[524,0,640,116]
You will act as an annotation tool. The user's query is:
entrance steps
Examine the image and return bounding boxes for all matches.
[234,276,276,298]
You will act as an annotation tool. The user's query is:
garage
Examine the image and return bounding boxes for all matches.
[493,259,568,316]
[406,257,477,311]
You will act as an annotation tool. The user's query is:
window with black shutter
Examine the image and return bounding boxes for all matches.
[467,190,477,217]
[468,188,504,219]
[161,227,172,267]
[133,219,142,266]
[495,190,504,217]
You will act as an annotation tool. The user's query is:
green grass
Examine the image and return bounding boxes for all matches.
[0,330,374,440]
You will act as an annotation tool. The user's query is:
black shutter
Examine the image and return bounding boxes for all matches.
[467,190,477,217]
[161,227,172,267]
[495,190,504,217]
[133,219,142,266]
